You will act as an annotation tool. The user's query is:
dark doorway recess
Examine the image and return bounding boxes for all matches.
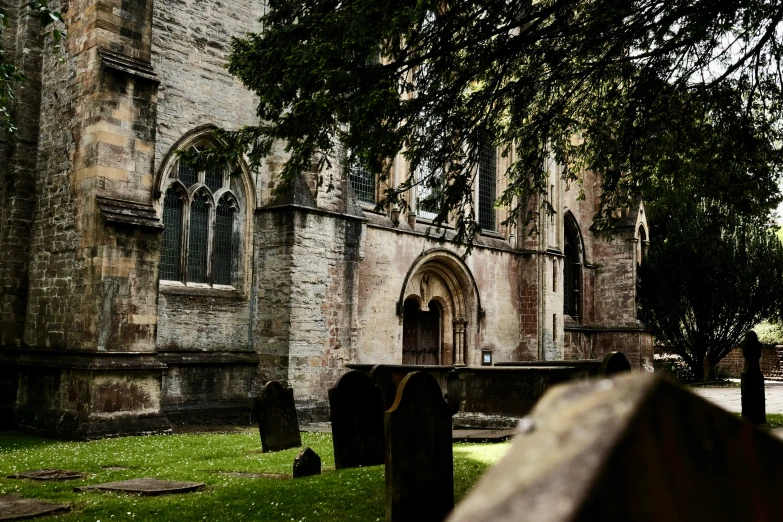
[403,298,442,365]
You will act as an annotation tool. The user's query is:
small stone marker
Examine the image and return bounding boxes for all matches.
[598,351,631,375]
[448,374,783,522]
[386,371,453,522]
[293,447,321,478]
[8,469,85,481]
[329,370,385,469]
[75,478,204,496]
[0,494,69,520]
[369,364,396,411]
[741,331,766,424]
[254,381,302,452]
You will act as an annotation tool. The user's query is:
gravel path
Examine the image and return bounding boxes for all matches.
[691,380,783,414]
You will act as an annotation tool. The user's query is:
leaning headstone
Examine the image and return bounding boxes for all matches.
[329,370,385,469]
[369,364,396,411]
[292,447,321,478]
[254,381,302,452]
[448,373,783,522]
[741,331,766,424]
[598,351,631,375]
[386,371,453,522]
[0,494,69,520]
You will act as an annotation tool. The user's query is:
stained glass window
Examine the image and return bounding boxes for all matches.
[214,198,235,285]
[478,142,496,231]
[205,167,223,193]
[178,162,197,187]
[348,156,376,204]
[187,193,210,283]
[161,188,183,281]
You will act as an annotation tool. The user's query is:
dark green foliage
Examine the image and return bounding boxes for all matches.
[639,203,783,380]
[221,0,783,247]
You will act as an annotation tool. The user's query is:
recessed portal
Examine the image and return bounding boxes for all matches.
[402,298,442,365]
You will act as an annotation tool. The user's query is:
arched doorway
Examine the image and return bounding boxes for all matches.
[403,298,442,365]
[398,249,483,366]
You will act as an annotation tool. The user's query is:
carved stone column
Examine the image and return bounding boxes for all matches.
[453,319,467,366]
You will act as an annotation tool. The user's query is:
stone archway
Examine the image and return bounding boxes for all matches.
[398,249,482,366]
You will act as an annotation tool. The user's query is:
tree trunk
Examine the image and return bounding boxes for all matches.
[703,353,714,382]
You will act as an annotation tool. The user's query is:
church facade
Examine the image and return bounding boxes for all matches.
[0,0,652,438]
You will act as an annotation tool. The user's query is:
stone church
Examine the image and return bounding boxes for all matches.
[0,0,653,438]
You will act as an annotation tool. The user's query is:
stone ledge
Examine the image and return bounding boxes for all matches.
[0,350,167,371]
[158,283,245,299]
[158,351,260,365]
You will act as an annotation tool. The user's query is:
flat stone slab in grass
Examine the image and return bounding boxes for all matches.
[8,469,86,481]
[452,429,515,443]
[0,494,69,520]
[217,472,289,479]
[75,478,205,496]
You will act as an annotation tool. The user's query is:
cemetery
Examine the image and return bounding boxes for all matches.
[2,0,783,519]
[2,339,783,521]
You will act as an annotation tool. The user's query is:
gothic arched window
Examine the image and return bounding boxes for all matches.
[159,142,245,288]
[563,214,582,321]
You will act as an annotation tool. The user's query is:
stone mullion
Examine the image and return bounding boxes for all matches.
[180,197,191,284]
[206,201,215,285]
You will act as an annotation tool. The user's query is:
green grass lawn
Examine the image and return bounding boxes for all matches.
[0,430,509,521]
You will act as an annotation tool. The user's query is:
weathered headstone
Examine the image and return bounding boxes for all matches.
[292,447,321,478]
[741,331,766,424]
[448,374,783,522]
[75,478,204,496]
[369,364,396,411]
[254,381,302,452]
[598,351,631,376]
[386,371,453,522]
[329,370,385,469]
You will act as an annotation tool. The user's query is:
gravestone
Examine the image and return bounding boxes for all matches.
[254,381,302,452]
[293,447,321,478]
[369,364,396,411]
[448,374,783,522]
[598,351,631,376]
[329,370,385,469]
[741,331,766,424]
[386,371,453,522]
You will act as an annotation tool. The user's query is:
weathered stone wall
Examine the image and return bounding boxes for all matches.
[149,0,263,422]
[357,219,526,368]
[0,0,43,347]
[7,0,173,438]
[717,345,782,379]
[254,205,363,422]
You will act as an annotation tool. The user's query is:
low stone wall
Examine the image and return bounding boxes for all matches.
[716,345,783,379]
[348,359,630,429]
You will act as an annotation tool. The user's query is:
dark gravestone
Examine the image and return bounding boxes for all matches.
[292,447,321,478]
[329,370,385,469]
[386,371,453,522]
[448,374,783,522]
[254,381,302,452]
[741,331,766,424]
[598,351,631,376]
[369,364,396,411]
